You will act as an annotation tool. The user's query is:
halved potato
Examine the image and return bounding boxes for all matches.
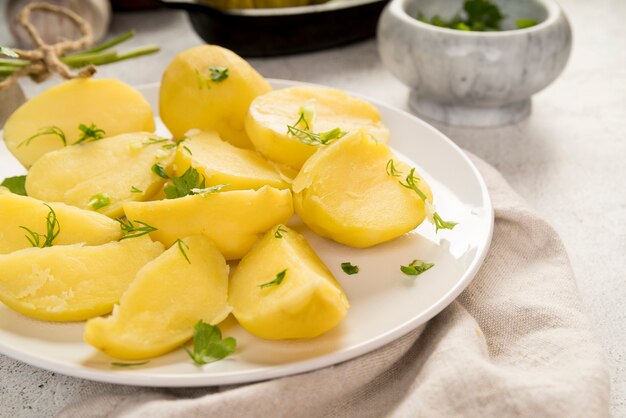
[175,130,288,191]
[123,186,293,259]
[245,86,389,170]
[229,225,349,339]
[0,189,121,254]
[160,45,271,148]
[292,131,432,248]
[25,133,174,218]
[0,236,164,321]
[3,78,155,168]
[84,235,231,360]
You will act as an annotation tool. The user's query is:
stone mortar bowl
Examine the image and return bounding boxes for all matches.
[377,0,572,127]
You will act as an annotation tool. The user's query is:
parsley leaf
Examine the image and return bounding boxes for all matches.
[341,262,359,275]
[185,321,236,366]
[75,123,106,144]
[209,66,229,82]
[164,166,205,199]
[516,18,537,29]
[259,269,287,289]
[151,163,169,179]
[400,259,435,276]
[1,175,27,196]
[464,0,503,31]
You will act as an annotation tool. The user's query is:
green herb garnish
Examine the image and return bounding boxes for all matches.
[176,239,191,264]
[386,159,402,177]
[286,125,346,146]
[274,225,287,239]
[1,175,27,196]
[416,0,536,31]
[259,269,287,289]
[151,163,169,179]
[111,361,149,367]
[195,66,229,89]
[18,126,66,148]
[87,192,111,210]
[116,218,157,240]
[209,66,229,82]
[516,18,537,29]
[185,321,236,366]
[393,166,457,233]
[341,262,359,275]
[75,123,105,144]
[130,186,143,193]
[190,184,228,196]
[142,137,169,147]
[164,166,205,199]
[400,259,434,276]
[19,204,60,248]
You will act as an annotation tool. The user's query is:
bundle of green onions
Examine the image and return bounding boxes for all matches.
[0,30,159,84]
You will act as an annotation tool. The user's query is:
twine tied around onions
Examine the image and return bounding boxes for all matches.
[0,2,95,90]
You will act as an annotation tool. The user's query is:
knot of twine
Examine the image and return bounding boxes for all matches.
[0,2,95,90]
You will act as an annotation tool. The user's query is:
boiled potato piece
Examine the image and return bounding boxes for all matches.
[229,225,349,339]
[0,236,164,321]
[160,45,271,148]
[26,133,174,218]
[84,235,231,360]
[123,186,293,260]
[175,130,288,191]
[292,131,432,248]
[0,189,121,254]
[3,78,155,168]
[245,86,389,170]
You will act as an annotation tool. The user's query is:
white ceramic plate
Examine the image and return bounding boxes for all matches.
[0,80,493,387]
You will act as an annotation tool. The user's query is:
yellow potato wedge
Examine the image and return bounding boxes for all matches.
[229,225,349,339]
[0,236,164,321]
[245,86,389,170]
[123,186,293,260]
[84,235,231,360]
[175,130,288,191]
[292,131,432,248]
[25,133,174,218]
[0,189,121,254]
[3,78,155,168]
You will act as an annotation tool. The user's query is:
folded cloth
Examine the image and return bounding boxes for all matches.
[57,155,610,418]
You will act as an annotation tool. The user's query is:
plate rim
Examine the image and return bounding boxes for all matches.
[0,79,493,387]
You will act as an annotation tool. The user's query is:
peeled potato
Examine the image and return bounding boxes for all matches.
[229,225,349,339]
[84,235,231,360]
[25,133,174,218]
[3,78,155,168]
[245,86,389,170]
[175,130,288,191]
[0,236,164,322]
[292,130,432,248]
[123,186,293,260]
[0,189,121,254]
[160,45,271,148]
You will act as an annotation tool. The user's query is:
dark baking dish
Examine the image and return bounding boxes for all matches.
[159,0,389,57]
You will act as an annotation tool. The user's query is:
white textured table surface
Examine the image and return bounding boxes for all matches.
[0,0,624,416]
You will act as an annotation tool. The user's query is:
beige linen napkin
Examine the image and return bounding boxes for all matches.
[57,155,610,418]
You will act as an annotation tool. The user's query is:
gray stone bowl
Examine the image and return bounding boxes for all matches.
[377,0,572,127]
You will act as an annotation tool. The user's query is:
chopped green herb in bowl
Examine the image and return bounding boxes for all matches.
[417,0,538,31]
